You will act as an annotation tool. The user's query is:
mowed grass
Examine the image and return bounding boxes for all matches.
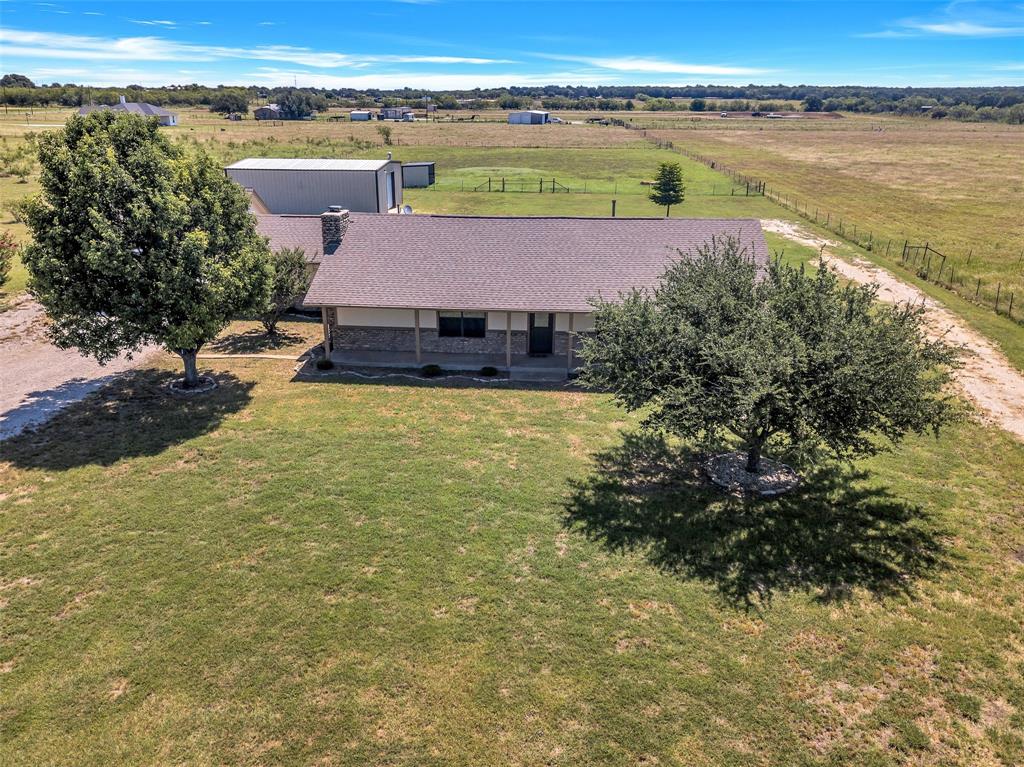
[646,114,1024,298]
[2,346,1023,766]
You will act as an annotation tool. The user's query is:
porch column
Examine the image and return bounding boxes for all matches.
[567,312,575,372]
[505,311,512,369]
[414,309,422,364]
[321,306,331,358]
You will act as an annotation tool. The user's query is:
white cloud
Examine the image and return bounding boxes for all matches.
[0,28,516,68]
[130,19,178,28]
[912,20,1024,36]
[534,54,770,76]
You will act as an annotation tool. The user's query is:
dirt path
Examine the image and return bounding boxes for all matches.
[0,296,158,442]
[761,219,1024,441]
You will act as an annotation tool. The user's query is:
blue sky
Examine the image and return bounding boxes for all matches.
[1,1,1023,88]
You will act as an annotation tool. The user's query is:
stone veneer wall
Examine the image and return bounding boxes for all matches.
[332,325,583,357]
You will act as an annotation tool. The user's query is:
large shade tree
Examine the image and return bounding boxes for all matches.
[578,237,958,477]
[23,111,271,387]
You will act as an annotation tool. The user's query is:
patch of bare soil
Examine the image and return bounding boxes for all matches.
[762,219,1024,442]
[0,296,159,441]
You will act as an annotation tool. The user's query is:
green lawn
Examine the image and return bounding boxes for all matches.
[2,347,1022,766]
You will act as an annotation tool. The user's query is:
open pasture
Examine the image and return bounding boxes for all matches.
[644,114,1024,300]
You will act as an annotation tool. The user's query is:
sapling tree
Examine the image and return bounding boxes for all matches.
[578,237,958,478]
[261,247,310,335]
[22,111,271,388]
[649,162,685,217]
[0,229,16,287]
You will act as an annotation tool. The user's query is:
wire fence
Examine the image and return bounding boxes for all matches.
[642,135,1023,325]
[417,175,754,197]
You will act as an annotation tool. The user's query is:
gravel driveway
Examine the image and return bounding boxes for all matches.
[0,297,158,442]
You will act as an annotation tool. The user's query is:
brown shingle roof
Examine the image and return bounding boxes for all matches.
[255,214,331,263]
[302,214,769,312]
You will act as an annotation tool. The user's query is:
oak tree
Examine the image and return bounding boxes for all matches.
[22,111,271,388]
[578,237,958,478]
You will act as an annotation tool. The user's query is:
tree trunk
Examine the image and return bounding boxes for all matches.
[179,349,200,388]
[665,204,671,218]
[744,438,763,474]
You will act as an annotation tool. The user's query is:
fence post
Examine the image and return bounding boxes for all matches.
[995,283,1001,312]
[975,278,981,301]
[611,199,617,217]
[1009,292,1014,319]
[885,240,891,257]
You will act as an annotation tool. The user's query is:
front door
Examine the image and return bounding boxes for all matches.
[528,313,554,355]
[386,171,396,210]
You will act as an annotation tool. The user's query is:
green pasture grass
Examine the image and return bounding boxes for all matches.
[645,114,1024,300]
[1,343,1022,765]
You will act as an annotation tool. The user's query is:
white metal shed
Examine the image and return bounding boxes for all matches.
[401,162,435,188]
[224,158,403,215]
[508,110,550,125]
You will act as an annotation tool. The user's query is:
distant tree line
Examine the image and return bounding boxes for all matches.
[2,74,1022,124]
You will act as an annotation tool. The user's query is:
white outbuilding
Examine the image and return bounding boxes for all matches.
[508,110,551,125]
[224,158,403,215]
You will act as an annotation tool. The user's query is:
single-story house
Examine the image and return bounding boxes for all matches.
[401,161,435,188]
[78,96,177,126]
[380,106,414,121]
[226,157,403,214]
[253,104,282,120]
[257,211,768,379]
[508,110,550,125]
[350,110,372,121]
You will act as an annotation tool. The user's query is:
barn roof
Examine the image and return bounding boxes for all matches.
[302,214,769,312]
[226,158,390,172]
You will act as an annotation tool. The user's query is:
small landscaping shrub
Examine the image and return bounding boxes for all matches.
[479,366,499,377]
[315,358,334,371]
[421,364,443,378]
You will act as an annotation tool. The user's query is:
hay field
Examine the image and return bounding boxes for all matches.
[644,114,1024,298]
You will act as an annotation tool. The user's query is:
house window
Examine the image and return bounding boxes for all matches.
[438,311,486,338]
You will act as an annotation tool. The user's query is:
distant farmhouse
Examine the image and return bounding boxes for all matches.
[253,104,282,121]
[225,158,404,215]
[508,110,551,125]
[78,96,177,126]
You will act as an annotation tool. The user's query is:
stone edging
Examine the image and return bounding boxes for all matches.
[705,451,800,497]
[168,375,218,396]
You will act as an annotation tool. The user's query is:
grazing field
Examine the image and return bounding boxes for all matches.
[644,114,1024,302]
[1,342,1023,766]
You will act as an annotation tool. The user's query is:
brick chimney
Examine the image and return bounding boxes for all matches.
[321,206,349,253]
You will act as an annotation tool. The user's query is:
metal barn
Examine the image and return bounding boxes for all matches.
[508,110,550,125]
[350,110,372,121]
[401,162,435,188]
[380,106,414,121]
[224,158,403,215]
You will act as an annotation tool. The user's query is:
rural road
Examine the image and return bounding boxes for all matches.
[762,219,1024,442]
[0,296,157,442]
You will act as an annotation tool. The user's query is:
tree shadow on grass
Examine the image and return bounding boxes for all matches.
[206,327,307,354]
[563,431,949,609]
[0,368,254,470]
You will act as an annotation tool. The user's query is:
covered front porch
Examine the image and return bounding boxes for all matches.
[318,307,587,381]
[328,348,579,381]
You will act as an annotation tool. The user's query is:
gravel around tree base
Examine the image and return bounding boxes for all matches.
[168,375,218,395]
[705,451,800,496]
